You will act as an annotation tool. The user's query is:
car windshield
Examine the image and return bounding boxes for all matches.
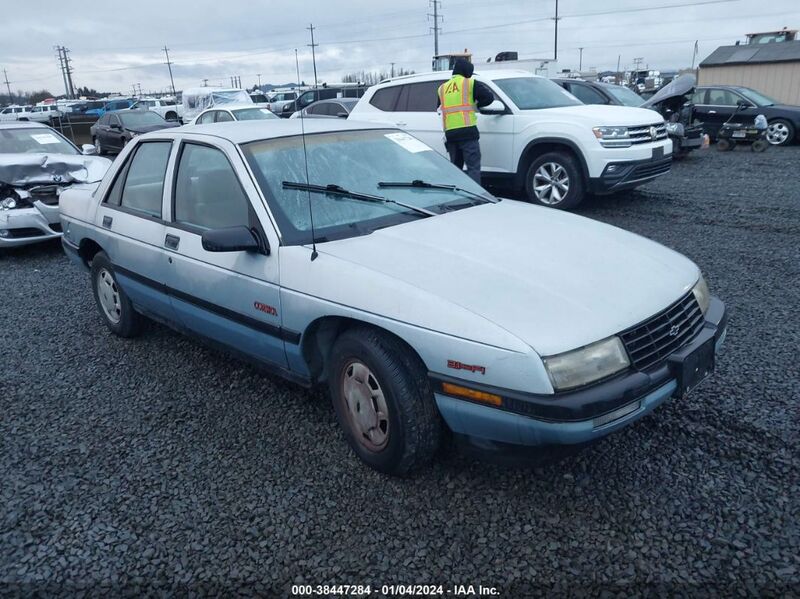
[119,112,167,128]
[493,77,582,110]
[212,90,252,105]
[0,127,78,155]
[233,108,279,121]
[604,85,644,107]
[242,129,491,244]
[736,87,778,107]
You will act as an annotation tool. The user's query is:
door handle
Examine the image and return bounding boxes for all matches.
[708,110,716,114]
[395,121,407,127]
[164,234,180,250]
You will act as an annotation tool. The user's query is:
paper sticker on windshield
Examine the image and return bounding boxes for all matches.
[31,133,61,145]
[385,132,431,153]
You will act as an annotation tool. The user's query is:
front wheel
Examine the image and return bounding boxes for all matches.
[524,151,585,210]
[751,139,768,153]
[328,327,442,475]
[90,251,142,338]
[766,119,794,146]
[716,138,734,151]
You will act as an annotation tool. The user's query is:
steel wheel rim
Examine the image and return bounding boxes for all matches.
[766,123,789,145]
[533,162,570,205]
[97,268,122,324]
[340,360,390,452]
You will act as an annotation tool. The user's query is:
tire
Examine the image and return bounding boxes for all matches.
[93,137,104,156]
[751,139,768,153]
[328,327,442,475]
[524,151,585,210]
[766,119,794,146]
[165,111,177,121]
[716,138,733,151]
[90,251,142,338]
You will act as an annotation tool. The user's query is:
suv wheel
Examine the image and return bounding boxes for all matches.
[525,151,585,210]
[328,327,442,475]
[766,119,794,146]
[90,251,142,337]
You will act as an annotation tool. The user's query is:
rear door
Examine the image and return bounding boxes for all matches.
[695,88,752,136]
[94,141,174,320]
[391,80,448,155]
[163,140,287,368]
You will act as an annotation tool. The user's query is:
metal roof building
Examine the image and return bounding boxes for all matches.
[698,40,800,105]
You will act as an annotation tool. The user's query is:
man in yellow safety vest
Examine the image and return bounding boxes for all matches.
[437,58,493,184]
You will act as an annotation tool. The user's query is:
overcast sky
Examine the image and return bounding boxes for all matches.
[2,0,799,96]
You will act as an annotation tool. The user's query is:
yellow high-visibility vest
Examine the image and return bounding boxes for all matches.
[438,75,477,131]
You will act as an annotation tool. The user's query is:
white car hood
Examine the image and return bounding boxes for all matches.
[317,201,699,355]
[0,153,111,186]
[520,104,663,126]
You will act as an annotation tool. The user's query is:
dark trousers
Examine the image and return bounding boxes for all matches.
[445,139,481,184]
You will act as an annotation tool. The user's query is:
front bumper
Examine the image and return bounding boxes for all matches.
[432,296,727,447]
[587,153,672,194]
[0,202,62,248]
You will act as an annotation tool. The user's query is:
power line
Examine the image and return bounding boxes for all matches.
[428,0,443,56]
[163,46,176,95]
[307,24,319,88]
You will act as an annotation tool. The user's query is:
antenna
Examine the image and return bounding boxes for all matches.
[295,49,318,261]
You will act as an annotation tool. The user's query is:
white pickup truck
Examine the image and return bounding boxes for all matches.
[128,98,183,122]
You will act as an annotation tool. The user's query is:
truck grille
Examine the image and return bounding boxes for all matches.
[619,291,705,372]
[628,123,668,145]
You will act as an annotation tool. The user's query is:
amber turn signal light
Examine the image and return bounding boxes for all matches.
[441,382,503,406]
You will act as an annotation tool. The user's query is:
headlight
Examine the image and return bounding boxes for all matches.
[1,197,17,210]
[692,275,710,316]
[543,336,630,391]
[593,126,631,148]
[665,122,685,136]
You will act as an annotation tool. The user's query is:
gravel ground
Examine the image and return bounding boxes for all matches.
[1,145,798,596]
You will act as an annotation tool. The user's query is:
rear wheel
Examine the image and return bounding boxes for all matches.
[524,151,585,210]
[165,111,177,121]
[751,139,768,153]
[716,138,734,151]
[766,119,794,146]
[90,251,142,338]
[328,327,442,475]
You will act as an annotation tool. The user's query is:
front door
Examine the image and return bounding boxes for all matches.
[163,140,288,369]
[695,88,754,137]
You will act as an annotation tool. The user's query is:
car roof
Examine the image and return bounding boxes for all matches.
[0,121,49,130]
[179,119,388,143]
[200,104,263,112]
[378,69,539,86]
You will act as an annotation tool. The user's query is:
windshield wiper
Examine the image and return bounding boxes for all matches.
[378,179,497,204]
[282,182,436,217]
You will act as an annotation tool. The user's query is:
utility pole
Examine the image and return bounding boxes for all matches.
[307,24,319,88]
[62,47,75,99]
[390,62,395,78]
[552,0,560,61]
[616,54,621,83]
[257,73,262,87]
[163,46,176,95]
[578,47,584,71]
[428,0,442,56]
[3,69,13,103]
[202,78,208,87]
[55,46,70,99]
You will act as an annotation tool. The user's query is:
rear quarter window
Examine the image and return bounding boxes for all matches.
[369,86,401,111]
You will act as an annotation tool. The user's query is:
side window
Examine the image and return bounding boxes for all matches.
[173,144,251,230]
[119,142,171,218]
[215,110,234,123]
[109,115,121,127]
[394,81,442,112]
[369,86,402,111]
[707,89,738,106]
[99,114,110,125]
[196,112,214,124]
[691,89,707,104]
[569,84,606,105]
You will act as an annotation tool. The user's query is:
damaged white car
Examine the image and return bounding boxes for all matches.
[0,122,111,248]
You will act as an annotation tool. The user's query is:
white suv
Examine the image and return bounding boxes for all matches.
[349,70,672,209]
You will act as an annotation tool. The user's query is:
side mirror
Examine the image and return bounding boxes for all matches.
[201,226,264,253]
[110,123,121,130]
[337,112,349,118]
[479,100,506,115]
[81,144,97,155]
[735,100,749,110]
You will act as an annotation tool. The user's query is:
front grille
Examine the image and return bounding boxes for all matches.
[28,185,61,206]
[630,157,671,180]
[628,123,668,145]
[620,291,705,372]
[49,223,62,233]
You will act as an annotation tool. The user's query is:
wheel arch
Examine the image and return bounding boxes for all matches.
[515,138,589,189]
[78,238,104,267]
[300,315,427,384]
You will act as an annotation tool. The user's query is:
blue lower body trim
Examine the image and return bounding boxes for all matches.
[435,379,677,446]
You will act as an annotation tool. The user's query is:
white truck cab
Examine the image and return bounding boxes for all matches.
[128,98,183,122]
[349,70,672,209]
